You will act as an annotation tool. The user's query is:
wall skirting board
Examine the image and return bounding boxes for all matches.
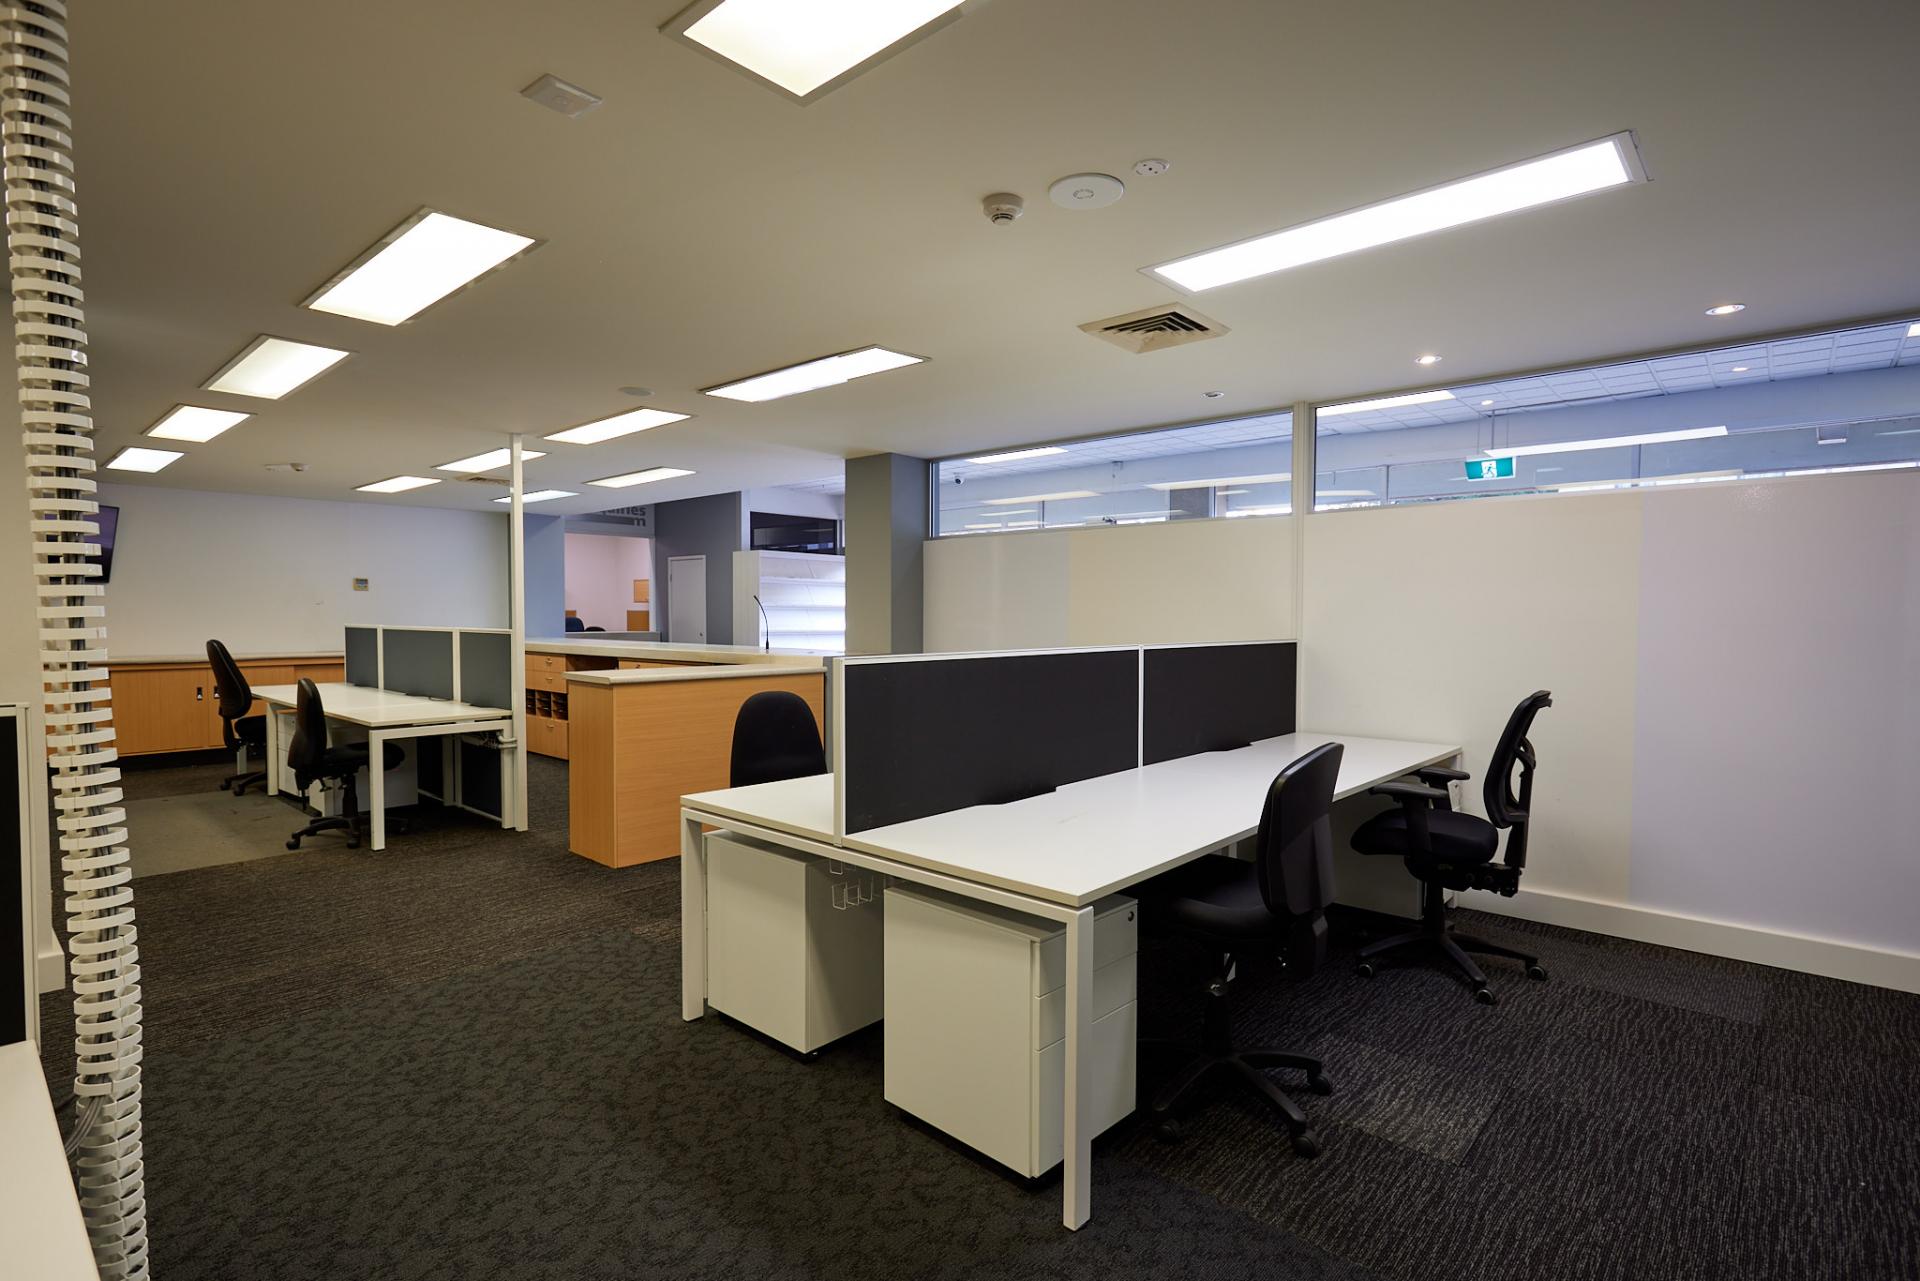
[1466,885,1920,996]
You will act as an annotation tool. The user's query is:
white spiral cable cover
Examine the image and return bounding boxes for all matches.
[7,2,150,1275]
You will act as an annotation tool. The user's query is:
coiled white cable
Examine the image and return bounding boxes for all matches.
[6,2,149,1275]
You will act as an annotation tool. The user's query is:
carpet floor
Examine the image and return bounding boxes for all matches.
[36,757,1920,1281]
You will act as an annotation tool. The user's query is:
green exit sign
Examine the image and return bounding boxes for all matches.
[1464,456,1515,481]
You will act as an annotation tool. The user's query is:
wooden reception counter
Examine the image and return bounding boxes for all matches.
[563,658,826,868]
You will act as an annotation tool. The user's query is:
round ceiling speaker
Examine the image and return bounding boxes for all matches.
[1048,173,1125,210]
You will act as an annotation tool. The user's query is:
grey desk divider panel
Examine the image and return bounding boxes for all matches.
[1142,641,1297,766]
[841,649,1139,834]
[457,631,513,711]
[344,626,379,687]
[381,628,455,701]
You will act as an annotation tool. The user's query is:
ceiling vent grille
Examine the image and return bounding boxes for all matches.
[1080,304,1229,354]
[456,474,510,486]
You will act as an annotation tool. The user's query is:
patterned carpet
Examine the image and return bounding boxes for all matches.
[37,756,1920,1280]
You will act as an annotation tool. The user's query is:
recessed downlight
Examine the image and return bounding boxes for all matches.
[1705,303,1746,316]
[356,475,441,494]
[588,466,694,489]
[702,346,925,403]
[204,336,350,399]
[436,447,549,474]
[306,211,537,326]
[105,446,184,473]
[1414,354,1443,366]
[1729,365,1750,373]
[146,405,251,443]
[544,407,691,445]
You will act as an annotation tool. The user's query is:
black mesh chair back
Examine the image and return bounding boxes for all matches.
[286,678,329,788]
[729,691,826,788]
[1483,691,1552,867]
[206,638,253,728]
[1252,741,1343,971]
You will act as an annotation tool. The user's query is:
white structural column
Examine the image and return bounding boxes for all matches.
[509,434,529,829]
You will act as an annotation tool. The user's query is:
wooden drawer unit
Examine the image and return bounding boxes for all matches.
[527,653,566,676]
[527,668,567,694]
[115,654,344,756]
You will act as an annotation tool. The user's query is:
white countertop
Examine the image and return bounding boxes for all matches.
[681,773,835,843]
[566,662,825,687]
[114,650,343,665]
[252,682,511,726]
[527,638,835,664]
[0,1043,99,1281]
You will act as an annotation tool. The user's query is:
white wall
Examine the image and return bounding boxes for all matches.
[563,532,651,632]
[99,483,509,656]
[925,515,1297,651]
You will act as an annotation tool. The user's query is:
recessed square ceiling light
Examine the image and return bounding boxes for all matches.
[355,475,441,494]
[965,446,1067,465]
[589,466,695,489]
[1318,389,1457,417]
[105,446,184,473]
[306,211,537,326]
[663,0,968,103]
[703,346,925,403]
[204,336,350,399]
[1147,132,1644,292]
[1487,426,1727,459]
[145,405,251,442]
[435,447,549,473]
[492,489,578,504]
[1908,322,1920,338]
[543,407,692,445]
[981,490,1097,505]
[1147,472,1291,491]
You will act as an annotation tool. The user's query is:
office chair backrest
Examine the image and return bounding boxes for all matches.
[1485,690,1552,867]
[729,690,826,788]
[286,678,329,785]
[205,638,253,722]
[564,616,585,632]
[1254,741,1344,971]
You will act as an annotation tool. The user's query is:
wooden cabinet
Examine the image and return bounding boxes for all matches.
[113,655,343,757]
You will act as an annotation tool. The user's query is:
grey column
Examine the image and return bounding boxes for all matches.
[845,452,928,655]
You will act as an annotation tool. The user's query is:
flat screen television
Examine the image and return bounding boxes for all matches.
[86,504,119,583]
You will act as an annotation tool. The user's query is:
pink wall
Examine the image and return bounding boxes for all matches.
[563,532,651,631]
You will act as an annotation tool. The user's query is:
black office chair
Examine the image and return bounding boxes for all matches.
[1350,691,1553,1004]
[564,616,586,632]
[729,691,826,787]
[584,625,606,632]
[285,678,404,851]
[207,638,267,796]
[1135,741,1344,1157]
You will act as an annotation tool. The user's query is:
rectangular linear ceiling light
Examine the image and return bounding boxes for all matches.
[205,336,350,399]
[1147,471,1292,491]
[356,475,441,494]
[1488,425,1727,459]
[436,447,549,473]
[666,0,966,102]
[307,212,536,326]
[146,405,251,442]
[589,466,695,489]
[105,446,184,473]
[1149,133,1643,292]
[1318,389,1457,417]
[703,346,925,403]
[544,407,691,445]
[965,446,1067,465]
[493,489,578,504]
[982,490,1098,505]
[1909,322,1920,338]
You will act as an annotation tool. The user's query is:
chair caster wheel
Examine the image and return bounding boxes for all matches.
[286,838,300,850]
[1153,1118,1182,1144]
[1307,1072,1333,1096]
[1474,986,1497,1005]
[1291,1131,1321,1158]
[1356,961,1376,979]
[219,781,231,791]
[1526,964,1548,982]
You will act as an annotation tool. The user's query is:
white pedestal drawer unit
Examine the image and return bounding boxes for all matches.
[883,885,1138,1178]
[705,832,884,1054]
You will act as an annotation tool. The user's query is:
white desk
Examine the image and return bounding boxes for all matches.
[256,683,518,851]
[0,1042,99,1280]
[680,730,1460,1231]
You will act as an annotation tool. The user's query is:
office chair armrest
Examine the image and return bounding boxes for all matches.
[1370,781,1443,855]
[1368,781,1447,805]
[1415,766,1470,785]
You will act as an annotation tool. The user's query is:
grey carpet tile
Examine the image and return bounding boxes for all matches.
[117,757,234,802]
[1750,1023,1920,1121]
[1726,1088,1920,1281]
[1296,1031,1505,1163]
[1764,966,1920,1058]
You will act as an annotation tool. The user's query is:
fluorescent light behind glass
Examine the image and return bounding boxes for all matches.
[965,446,1067,465]
[1318,390,1457,417]
[1488,425,1727,459]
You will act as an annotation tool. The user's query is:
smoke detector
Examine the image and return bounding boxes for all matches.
[1049,173,1125,210]
[521,74,603,118]
[983,193,1025,226]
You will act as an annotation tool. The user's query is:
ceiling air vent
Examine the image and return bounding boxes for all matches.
[1080,304,1229,354]
[456,475,510,486]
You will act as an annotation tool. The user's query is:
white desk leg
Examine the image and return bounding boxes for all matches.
[1062,903,1096,1230]
[265,708,283,795]
[368,729,388,852]
[681,813,707,1021]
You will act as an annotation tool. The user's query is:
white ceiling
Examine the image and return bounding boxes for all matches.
[70,0,1920,516]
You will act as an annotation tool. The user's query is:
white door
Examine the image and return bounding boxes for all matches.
[667,555,706,643]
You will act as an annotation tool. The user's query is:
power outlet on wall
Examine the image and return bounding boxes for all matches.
[352,577,369,592]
